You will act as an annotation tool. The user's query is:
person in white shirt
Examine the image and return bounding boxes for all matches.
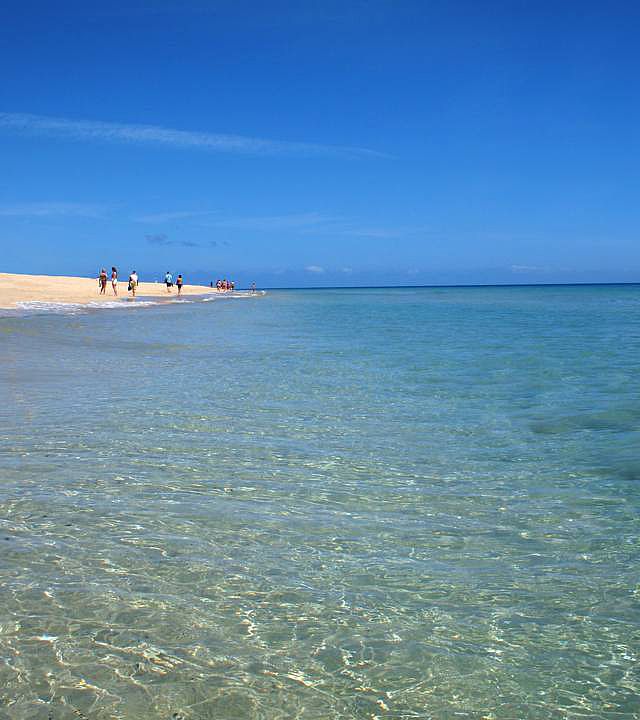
[128,270,139,297]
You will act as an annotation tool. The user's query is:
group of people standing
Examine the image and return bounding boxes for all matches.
[214,278,234,292]
[98,269,256,298]
[164,271,184,295]
[97,268,140,296]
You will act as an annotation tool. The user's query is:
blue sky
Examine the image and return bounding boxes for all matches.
[1,0,638,287]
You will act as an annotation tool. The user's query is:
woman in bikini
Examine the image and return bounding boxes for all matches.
[111,267,118,295]
[98,268,108,294]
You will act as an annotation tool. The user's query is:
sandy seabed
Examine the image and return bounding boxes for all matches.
[0,272,216,309]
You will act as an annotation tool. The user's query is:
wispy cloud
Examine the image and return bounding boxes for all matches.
[305,265,325,273]
[137,210,330,230]
[209,212,328,230]
[0,201,105,218]
[511,264,545,273]
[196,211,423,238]
[335,227,403,238]
[0,112,386,159]
[146,233,172,246]
[145,233,204,248]
[328,223,433,239]
[135,210,217,224]
[134,208,425,240]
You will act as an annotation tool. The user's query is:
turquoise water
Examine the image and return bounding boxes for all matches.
[1,286,639,719]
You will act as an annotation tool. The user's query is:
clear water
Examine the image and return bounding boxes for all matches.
[1,286,639,720]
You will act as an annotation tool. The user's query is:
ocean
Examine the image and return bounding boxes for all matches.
[1,285,639,719]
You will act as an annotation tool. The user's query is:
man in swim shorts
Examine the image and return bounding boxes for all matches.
[165,271,173,292]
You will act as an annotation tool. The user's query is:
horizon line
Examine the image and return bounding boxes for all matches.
[255,281,640,290]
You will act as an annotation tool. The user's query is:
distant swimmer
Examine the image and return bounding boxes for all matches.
[128,270,138,297]
[250,282,256,294]
[176,274,183,295]
[111,267,118,295]
[98,268,107,295]
[165,271,173,292]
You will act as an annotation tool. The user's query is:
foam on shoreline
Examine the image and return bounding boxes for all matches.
[2,291,265,317]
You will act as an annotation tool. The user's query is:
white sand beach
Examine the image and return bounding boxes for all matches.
[0,272,216,309]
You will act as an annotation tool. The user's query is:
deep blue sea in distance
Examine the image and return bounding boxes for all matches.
[1,285,639,719]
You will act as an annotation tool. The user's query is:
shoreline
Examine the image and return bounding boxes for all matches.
[0,272,217,309]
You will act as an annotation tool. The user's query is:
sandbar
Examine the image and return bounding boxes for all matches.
[0,272,216,309]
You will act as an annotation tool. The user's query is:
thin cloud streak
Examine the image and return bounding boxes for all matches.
[138,210,331,230]
[511,264,546,273]
[327,223,433,239]
[0,202,105,218]
[0,112,387,159]
[209,212,328,230]
[336,227,404,238]
[140,209,429,238]
[135,210,217,224]
[145,233,198,248]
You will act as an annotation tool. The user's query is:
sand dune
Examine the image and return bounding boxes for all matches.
[0,272,216,309]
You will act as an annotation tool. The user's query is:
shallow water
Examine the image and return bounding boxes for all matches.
[1,286,639,719]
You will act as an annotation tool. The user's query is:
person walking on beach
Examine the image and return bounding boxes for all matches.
[111,267,118,295]
[176,274,183,295]
[165,271,173,292]
[128,270,138,297]
[98,268,108,294]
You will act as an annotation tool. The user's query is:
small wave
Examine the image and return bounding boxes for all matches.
[88,301,160,309]
[7,293,262,316]
[201,291,266,301]
[14,300,161,315]
[14,301,89,315]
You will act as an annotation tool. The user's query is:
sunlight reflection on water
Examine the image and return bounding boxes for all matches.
[1,286,639,719]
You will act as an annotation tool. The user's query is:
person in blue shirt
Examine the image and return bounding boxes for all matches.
[164,271,173,292]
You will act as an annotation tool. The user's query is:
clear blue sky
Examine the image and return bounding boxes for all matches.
[1,0,638,287]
